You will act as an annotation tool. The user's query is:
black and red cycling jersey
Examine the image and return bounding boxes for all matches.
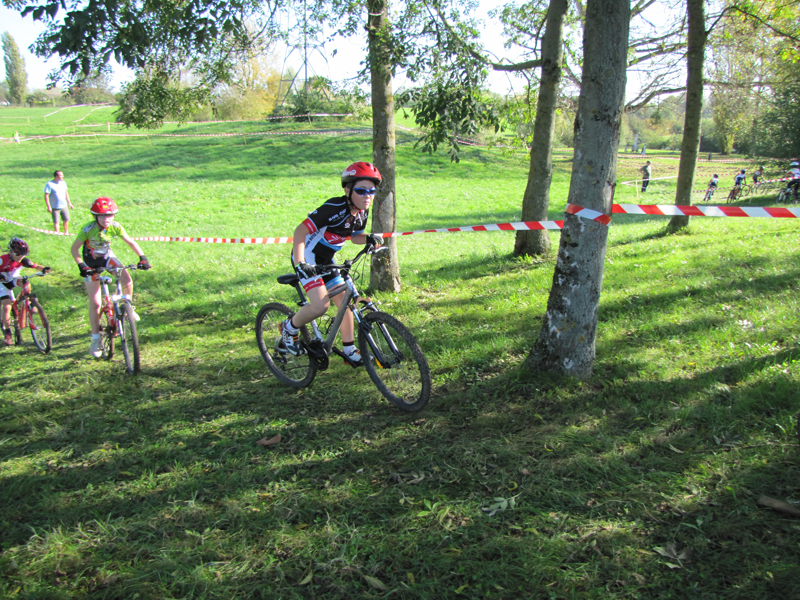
[299,195,368,265]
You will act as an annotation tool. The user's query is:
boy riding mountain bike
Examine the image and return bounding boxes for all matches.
[703,174,719,201]
[70,197,152,358]
[280,161,383,366]
[1,238,51,346]
[787,161,800,203]
[734,169,746,189]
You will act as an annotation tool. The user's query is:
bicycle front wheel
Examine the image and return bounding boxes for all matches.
[28,300,51,354]
[99,308,114,360]
[359,311,431,412]
[118,302,140,374]
[11,304,22,345]
[740,184,752,197]
[255,302,317,388]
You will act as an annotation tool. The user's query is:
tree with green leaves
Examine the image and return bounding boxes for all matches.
[2,31,27,105]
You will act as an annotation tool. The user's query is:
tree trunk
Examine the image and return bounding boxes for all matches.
[668,0,706,231]
[514,0,568,258]
[525,0,629,380]
[367,0,401,292]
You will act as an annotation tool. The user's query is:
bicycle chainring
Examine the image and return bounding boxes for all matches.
[306,339,329,371]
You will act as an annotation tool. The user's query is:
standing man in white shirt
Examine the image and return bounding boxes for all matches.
[44,170,75,234]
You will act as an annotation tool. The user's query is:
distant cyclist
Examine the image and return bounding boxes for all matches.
[703,174,719,202]
[734,169,747,189]
[786,161,800,203]
[752,166,763,186]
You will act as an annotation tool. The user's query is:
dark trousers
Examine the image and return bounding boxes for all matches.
[641,178,650,192]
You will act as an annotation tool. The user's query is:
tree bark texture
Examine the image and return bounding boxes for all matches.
[669,0,706,231]
[367,0,401,292]
[525,0,629,380]
[514,0,568,258]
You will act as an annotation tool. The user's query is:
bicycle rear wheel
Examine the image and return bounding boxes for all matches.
[100,308,114,360]
[726,189,738,204]
[28,299,51,354]
[255,302,317,388]
[359,311,431,412]
[118,301,140,374]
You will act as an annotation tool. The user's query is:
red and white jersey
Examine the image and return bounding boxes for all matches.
[0,253,35,284]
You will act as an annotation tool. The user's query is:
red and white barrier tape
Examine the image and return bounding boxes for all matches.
[612,203,800,218]
[3,202,798,245]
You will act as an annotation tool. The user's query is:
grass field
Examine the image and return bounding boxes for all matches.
[1,107,799,599]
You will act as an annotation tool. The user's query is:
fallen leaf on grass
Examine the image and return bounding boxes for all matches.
[298,571,313,585]
[256,434,281,447]
[653,541,691,568]
[363,575,388,591]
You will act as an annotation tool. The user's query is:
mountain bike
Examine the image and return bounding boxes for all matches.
[726,185,744,204]
[91,265,141,374]
[10,271,51,353]
[255,245,431,412]
[777,183,798,205]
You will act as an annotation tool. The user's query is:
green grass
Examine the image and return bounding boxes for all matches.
[1,110,799,599]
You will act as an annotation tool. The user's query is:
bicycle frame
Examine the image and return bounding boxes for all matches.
[12,282,33,329]
[287,247,386,366]
[98,274,126,332]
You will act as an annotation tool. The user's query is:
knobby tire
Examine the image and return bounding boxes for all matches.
[28,299,51,354]
[118,301,140,374]
[100,308,114,360]
[358,311,431,412]
[256,302,317,388]
[11,305,22,345]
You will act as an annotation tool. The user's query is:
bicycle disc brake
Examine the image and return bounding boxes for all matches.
[306,339,329,371]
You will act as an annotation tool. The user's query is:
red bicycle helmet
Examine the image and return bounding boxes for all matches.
[341,162,382,187]
[8,237,29,256]
[89,197,119,215]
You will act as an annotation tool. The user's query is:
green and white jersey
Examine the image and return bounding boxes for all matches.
[76,220,128,259]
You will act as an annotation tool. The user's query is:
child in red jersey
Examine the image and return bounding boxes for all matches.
[1,238,51,346]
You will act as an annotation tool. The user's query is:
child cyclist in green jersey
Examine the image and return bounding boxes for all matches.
[281,161,383,366]
[70,197,152,358]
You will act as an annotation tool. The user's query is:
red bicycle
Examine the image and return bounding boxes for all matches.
[91,264,141,374]
[11,271,52,354]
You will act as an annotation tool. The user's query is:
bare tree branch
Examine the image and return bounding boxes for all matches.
[423,0,543,72]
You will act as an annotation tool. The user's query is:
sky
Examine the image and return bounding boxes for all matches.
[0,3,519,96]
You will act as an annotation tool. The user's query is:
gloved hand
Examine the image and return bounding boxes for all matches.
[42,266,52,274]
[365,233,382,248]
[294,262,316,278]
[78,262,92,278]
[137,255,151,270]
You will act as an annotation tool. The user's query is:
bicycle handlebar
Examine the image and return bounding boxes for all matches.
[90,264,141,275]
[313,245,388,275]
[18,271,50,282]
